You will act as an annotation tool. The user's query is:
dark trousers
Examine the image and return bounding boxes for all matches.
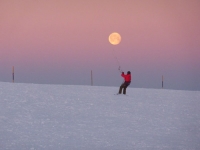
[118,82,130,94]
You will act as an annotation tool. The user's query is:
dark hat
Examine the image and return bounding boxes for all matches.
[127,71,131,74]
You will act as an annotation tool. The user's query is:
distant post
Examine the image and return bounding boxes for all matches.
[12,66,14,83]
[91,70,93,86]
[162,75,164,89]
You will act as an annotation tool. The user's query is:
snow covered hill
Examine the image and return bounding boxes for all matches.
[0,82,200,150]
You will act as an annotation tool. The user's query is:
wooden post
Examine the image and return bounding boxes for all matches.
[12,66,14,83]
[162,75,164,89]
[91,70,93,86]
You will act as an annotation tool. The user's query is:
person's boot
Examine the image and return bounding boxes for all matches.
[123,88,126,95]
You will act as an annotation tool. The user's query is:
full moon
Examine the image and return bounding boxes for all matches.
[108,32,121,45]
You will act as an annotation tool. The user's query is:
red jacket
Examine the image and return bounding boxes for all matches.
[121,73,131,82]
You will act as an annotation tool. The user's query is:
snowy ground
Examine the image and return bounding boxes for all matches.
[0,82,200,150]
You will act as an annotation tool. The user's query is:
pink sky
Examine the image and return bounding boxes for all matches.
[0,0,200,90]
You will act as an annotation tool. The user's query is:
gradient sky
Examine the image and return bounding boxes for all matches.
[0,0,200,91]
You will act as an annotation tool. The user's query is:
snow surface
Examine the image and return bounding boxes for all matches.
[0,82,200,150]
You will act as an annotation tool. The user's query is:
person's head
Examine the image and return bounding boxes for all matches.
[127,71,131,74]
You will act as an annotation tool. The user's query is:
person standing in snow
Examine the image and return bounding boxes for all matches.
[118,71,131,95]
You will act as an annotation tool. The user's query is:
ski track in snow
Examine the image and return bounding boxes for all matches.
[0,82,200,150]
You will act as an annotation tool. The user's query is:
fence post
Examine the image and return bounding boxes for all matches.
[91,70,93,86]
[12,66,14,83]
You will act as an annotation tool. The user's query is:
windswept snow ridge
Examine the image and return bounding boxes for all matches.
[0,82,200,150]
